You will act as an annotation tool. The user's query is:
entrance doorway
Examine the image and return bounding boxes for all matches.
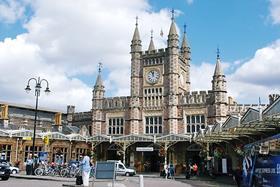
[133,143,162,172]
[186,143,202,166]
[107,143,122,161]
[142,150,161,172]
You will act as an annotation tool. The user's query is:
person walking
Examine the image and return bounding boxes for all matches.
[81,151,91,187]
[193,163,198,176]
[25,155,33,175]
[169,164,175,179]
[233,166,242,187]
[164,164,168,179]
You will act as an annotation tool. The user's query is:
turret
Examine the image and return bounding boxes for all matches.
[92,63,105,109]
[181,24,191,61]
[130,16,142,53]
[167,10,179,49]
[92,63,105,135]
[208,48,228,124]
[166,9,180,134]
[181,24,191,92]
[212,48,226,92]
[148,30,155,51]
[130,17,142,97]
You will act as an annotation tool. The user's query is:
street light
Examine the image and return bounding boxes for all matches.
[25,77,50,161]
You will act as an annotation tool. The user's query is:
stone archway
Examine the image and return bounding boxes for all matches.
[186,143,202,166]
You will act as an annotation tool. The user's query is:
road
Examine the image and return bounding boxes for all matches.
[0,176,236,187]
[0,177,192,187]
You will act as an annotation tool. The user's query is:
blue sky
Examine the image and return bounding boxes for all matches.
[2,0,279,68]
[149,0,280,66]
[0,0,280,111]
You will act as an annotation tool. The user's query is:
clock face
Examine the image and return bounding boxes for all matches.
[147,70,160,84]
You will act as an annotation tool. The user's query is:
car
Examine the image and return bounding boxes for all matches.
[107,160,136,176]
[0,160,19,174]
[9,164,19,174]
[0,163,10,180]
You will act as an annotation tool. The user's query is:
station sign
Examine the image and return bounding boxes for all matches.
[136,147,154,152]
[23,136,32,140]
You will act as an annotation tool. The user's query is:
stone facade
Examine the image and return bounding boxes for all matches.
[0,15,271,173]
[90,18,247,137]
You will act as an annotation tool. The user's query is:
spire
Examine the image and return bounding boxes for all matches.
[132,16,140,41]
[214,47,224,76]
[168,9,178,36]
[167,9,179,48]
[181,24,188,48]
[131,16,142,52]
[181,24,191,60]
[148,29,155,51]
[94,62,104,88]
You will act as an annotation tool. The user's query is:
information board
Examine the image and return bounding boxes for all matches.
[95,161,115,179]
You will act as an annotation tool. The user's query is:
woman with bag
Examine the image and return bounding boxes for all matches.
[81,151,91,187]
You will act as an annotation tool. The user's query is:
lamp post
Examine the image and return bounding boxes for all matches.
[25,77,50,160]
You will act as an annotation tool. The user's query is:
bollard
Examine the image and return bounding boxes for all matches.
[139,175,144,187]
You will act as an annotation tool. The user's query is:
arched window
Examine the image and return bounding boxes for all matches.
[150,117,154,124]
[196,125,200,132]
[108,127,111,134]
[121,127,124,134]
[159,126,162,133]
[150,126,153,133]
[154,126,158,133]
[201,125,205,129]
[117,127,120,134]
[192,125,195,132]
[187,125,190,133]
[113,128,115,134]
[146,126,149,134]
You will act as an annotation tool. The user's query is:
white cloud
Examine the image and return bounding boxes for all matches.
[0,0,25,23]
[269,0,280,24]
[190,62,214,91]
[227,39,280,103]
[1,0,278,112]
[0,0,174,111]
[189,39,280,104]
[186,0,194,5]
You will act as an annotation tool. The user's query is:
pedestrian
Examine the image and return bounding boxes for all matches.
[164,164,168,179]
[81,151,91,187]
[233,166,242,187]
[25,154,33,175]
[193,163,198,176]
[169,164,175,179]
[185,163,190,179]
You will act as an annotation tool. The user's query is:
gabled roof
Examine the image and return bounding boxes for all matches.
[212,122,221,132]
[241,108,260,123]
[263,96,280,117]
[223,116,239,129]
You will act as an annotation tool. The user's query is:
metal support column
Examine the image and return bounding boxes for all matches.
[123,142,127,165]
[164,142,168,165]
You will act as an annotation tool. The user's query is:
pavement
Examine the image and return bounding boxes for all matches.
[10,172,236,187]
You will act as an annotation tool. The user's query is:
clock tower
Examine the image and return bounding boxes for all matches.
[129,11,191,134]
